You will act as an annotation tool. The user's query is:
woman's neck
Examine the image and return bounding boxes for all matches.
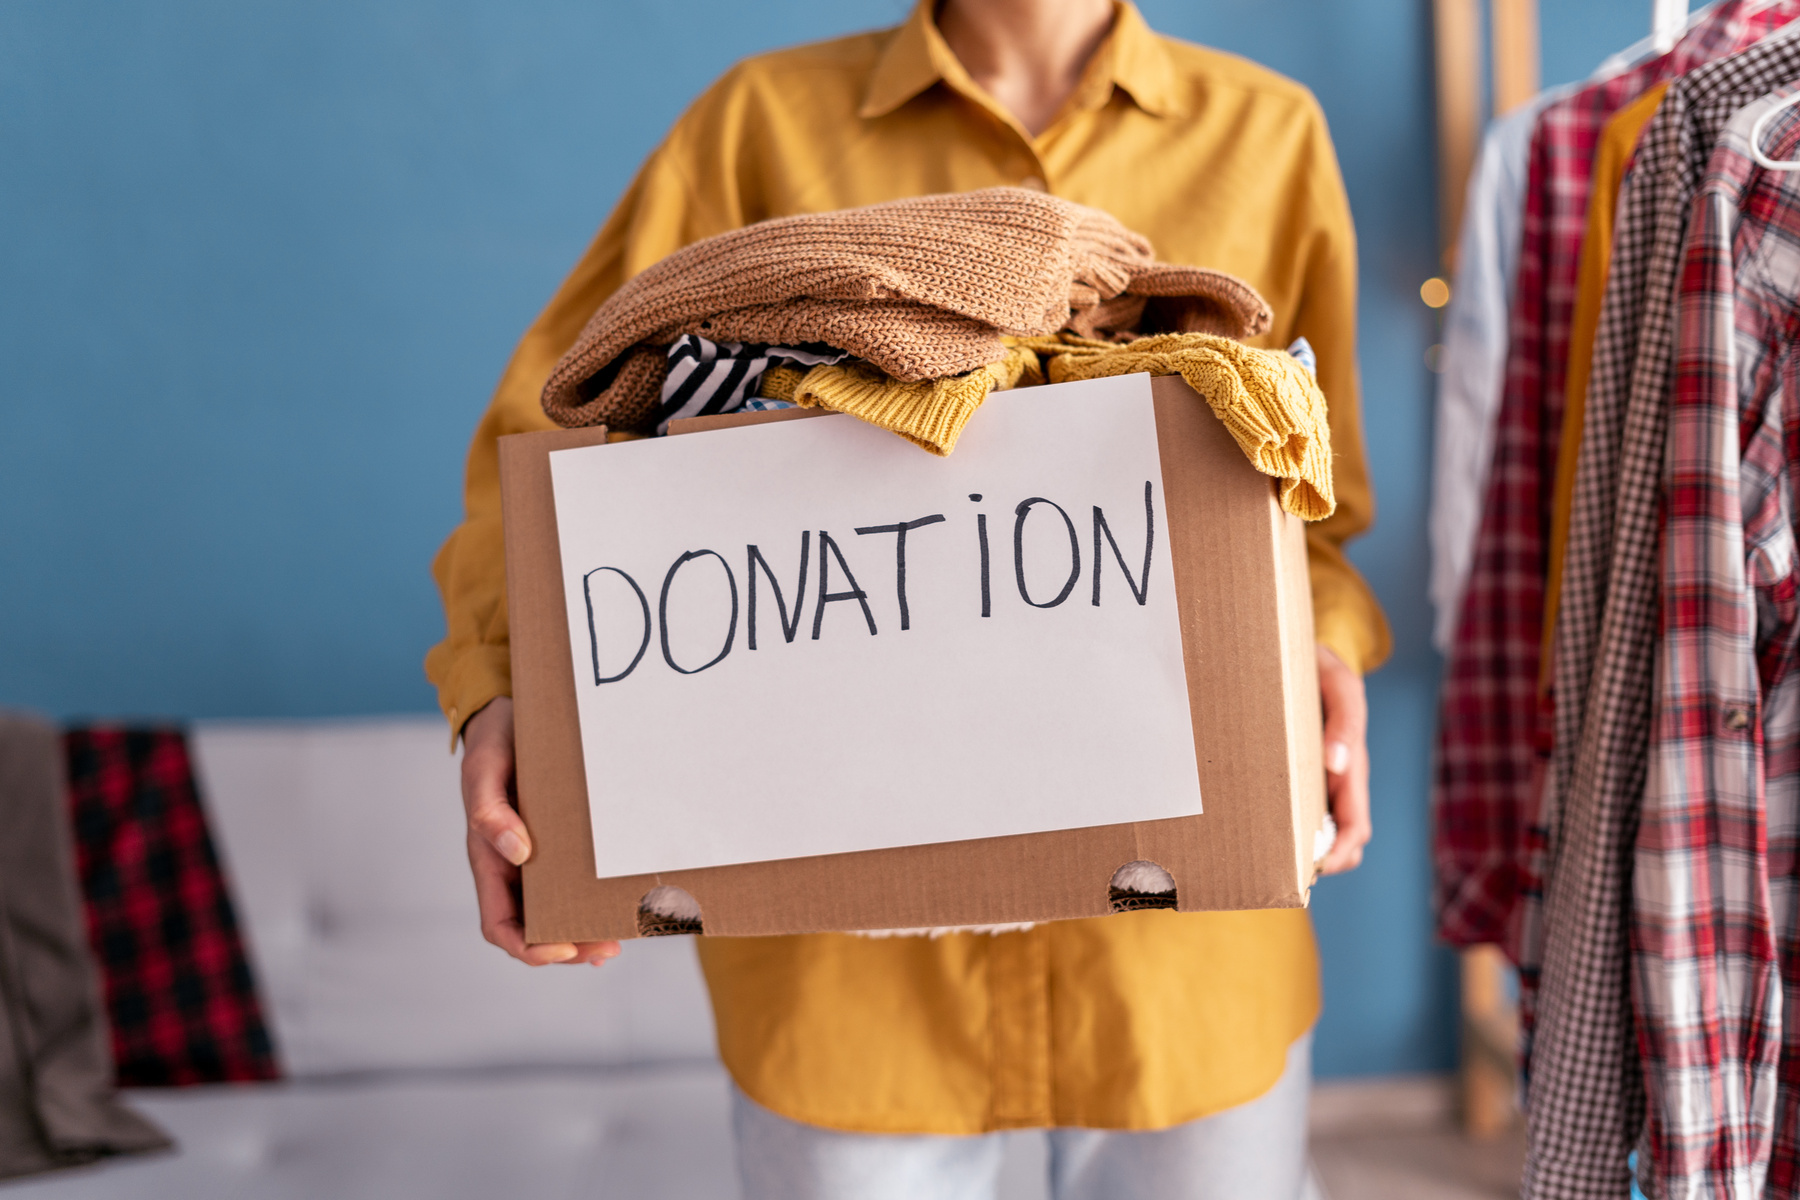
[937,0,1117,137]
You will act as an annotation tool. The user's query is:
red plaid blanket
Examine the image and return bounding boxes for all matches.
[64,727,278,1086]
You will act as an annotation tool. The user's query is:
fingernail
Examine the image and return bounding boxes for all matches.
[495,830,529,866]
[1326,742,1349,774]
[601,944,621,958]
[547,947,577,963]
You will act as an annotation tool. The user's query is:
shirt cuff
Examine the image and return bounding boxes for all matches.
[1308,563,1391,677]
[425,641,512,747]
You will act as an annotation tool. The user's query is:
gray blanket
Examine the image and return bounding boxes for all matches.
[0,713,168,1180]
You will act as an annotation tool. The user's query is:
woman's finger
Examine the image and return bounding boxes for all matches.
[461,699,531,866]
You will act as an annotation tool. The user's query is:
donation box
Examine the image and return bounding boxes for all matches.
[500,372,1327,942]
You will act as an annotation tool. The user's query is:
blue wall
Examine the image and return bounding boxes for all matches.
[0,0,1655,1078]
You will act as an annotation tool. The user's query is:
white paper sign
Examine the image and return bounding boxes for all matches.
[550,373,1202,879]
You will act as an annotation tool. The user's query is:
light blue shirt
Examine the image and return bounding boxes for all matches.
[1428,87,1572,650]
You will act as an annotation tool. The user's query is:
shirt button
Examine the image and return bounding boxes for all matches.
[1019,175,1047,192]
[1723,706,1753,732]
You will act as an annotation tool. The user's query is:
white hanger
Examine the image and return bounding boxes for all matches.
[1598,4,1800,168]
[1625,0,1781,63]
[1751,88,1800,170]
[1652,0,1689,54]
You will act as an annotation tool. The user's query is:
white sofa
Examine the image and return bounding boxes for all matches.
[4,717,1049,1199]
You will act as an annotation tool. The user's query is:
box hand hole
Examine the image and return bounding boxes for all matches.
[637,885,704,936]
[1109,860,1178,912]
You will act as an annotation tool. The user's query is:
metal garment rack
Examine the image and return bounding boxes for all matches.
[1431,0,1701,1145]
[1430,0,1541,1140]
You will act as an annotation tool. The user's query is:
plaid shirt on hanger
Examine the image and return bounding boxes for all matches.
[1636,95,1800,1200]
[1433,0,1799,967]
[1530,39,1800,1200]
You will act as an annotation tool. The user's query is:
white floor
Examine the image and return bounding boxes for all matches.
[1312,1125,1524,1200]
[1310,1075,1523,1200]
[6,1066,741,1200]
[4,1064,1077,1200]
[4,1069,1521,1200]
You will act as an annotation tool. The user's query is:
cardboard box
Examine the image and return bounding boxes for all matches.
[501,374,1325,942]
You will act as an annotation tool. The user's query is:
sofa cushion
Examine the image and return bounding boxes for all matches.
[187,718,716,1077]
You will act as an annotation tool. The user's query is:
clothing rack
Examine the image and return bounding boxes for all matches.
[1434,0,1541,269]
[1432,0,1540,1138]
[1427,6,1800,1190]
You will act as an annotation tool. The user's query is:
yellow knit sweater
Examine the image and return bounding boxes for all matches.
[763,332,1334,520]
[1047,334,1335,520]
[759,341,1043,455]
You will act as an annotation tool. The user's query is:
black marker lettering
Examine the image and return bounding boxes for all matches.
[582,567,651,685]
[1013,497,1081,608]
[977,513,991,617]
[812,531,878,639]
[746,532,810,649]
[1092,481,1155,606]
[658,550,738,675]
[854,515,945,630]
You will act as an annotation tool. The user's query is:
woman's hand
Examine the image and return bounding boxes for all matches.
[461,697,620,965]
[1315,644,1371,875]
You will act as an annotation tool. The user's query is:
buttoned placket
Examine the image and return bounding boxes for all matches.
[925,62,1059,195]
[912,10,1135,198]
[908,39,1152,1134]
[985,929,1054,1127]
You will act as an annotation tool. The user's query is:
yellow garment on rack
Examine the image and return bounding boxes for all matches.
[1540,83,1666,691]
[1045,333,1335,520]
[759,341,1044,455]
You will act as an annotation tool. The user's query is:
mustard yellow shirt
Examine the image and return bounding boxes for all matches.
[427,0,1389,1133]
[1542,83,1666,687]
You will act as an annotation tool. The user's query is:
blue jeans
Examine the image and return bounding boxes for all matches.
[732,1032,1320,1200]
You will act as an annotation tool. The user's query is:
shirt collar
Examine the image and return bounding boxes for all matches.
[859,1,1188,123]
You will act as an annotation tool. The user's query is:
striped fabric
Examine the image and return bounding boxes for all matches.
[1528,40,1800,1200]
[1432,0,1799,981]
[1284,336,1317,376]
[653,335,845,433]
[1636,93,1800,1200]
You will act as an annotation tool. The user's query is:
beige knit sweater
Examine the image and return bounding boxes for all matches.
[540,188,1271,431]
